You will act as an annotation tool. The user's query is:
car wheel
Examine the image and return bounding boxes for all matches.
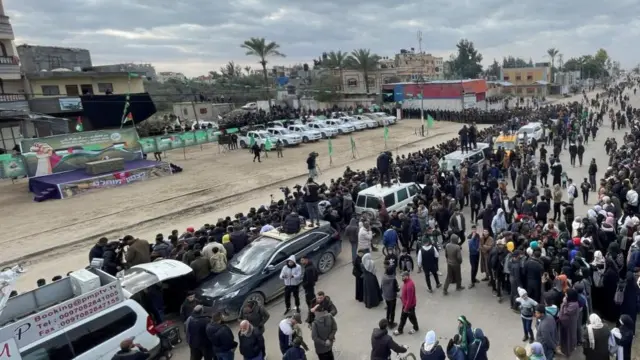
[283,140,289,146]
[321,132,327,139]
[242,292,265,308]
[239,140,247,148]
[318,252,335,274]
[303,136,309,143]
[338,129,343,134]
[260,144,265,150]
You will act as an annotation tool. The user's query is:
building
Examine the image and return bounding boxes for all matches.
[338,67,399,97]
[499,66,550,97]
[382,79,488,111]
[156,71,187,83]
[172,102,233,121]
[17,44,92,73]
[192,75,216,85]
[92,63,156,80]
[0,0,28,112]
[554,71,581,87]
[394,50,444,81]
[25,70,145,116]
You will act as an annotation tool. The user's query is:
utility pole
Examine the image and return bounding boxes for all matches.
[416,31,426,136]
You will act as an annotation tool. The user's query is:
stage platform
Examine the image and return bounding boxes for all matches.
[28,160,173,201]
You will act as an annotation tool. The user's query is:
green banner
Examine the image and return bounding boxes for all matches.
[170,135,184,149]
[0,154,27,179]
[139,138,157,153]
[195,130,208,144]
[138,129,224,154]
[20,128,141,178]
[180,132,196,147]
[156,136,173,152]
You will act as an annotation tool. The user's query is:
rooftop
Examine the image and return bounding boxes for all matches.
[261,221,329,242]
[26,71,135,79]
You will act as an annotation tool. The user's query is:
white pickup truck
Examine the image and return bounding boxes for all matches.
[287,124,322,142]
[266,127,303,146]
[239,130,276,149]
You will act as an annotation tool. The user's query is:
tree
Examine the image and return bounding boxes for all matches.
[450,39,483,79]
[244,66,252,76]
[502,56,529,68]
[562,51,611,79]
[324,51,348,91]
[547,48,559,83]
[220,61,242,80]
[346,49,380,94]
[486,59,501,79]
[310,75,342,103]
[240,37,286,108]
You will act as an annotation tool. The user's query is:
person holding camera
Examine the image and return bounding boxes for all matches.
[111,337,151,360]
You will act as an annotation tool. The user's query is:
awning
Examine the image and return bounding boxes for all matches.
[535,80,549,85]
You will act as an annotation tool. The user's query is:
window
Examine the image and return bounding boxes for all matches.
[396,188,409,202]
[365,196,381,210]
[41,85,60,96]
[467,152,484,164]
[287,233,326,256]
[527,75,533,80]
[182,108,188,116]
[515,76,522,81]
[526,87,536,94]
[270,251,288,265]
[383,193,395,207]
[80,84,94,95]
[356,195,366,207]
[347,79,358,87]
[199,108,207,114]
[516,87,523,94]
[97,83,113,93]
[66,306,137,357]
[503,76,509,81]
[408,184,419,197]
[21,335,74,360]
[65,84,80,96]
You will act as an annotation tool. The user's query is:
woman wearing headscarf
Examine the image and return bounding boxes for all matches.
[601,258,621,323]
[353,250,364,302]
[456,316,474,356]
[557,288,580,357]
[419,330,445,360]
[361,252,382,308]
[613,314,634,360]
[590,250,606,315]
[582,313,610,360]
[529,342,547,360]
[445,336,465,360]
[606,242,625,275]
[467,328,489,360]
[619,272,637,329]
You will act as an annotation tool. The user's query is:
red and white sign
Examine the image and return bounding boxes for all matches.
[0,339,20,359]
[0,283,123,349]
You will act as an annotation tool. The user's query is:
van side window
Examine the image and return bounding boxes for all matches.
[356,195,366,207]
[408,185,419,196]
[396,188,409,202]
[383,193,395,207]
[21,336,74,360]
[66,306,137,357]
[366,196,381,210]
[468,152,484,164]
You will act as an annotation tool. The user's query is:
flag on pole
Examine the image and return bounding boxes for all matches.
[349,135,356,151]
[75,116,83,132]
[122,112,133,124]
[427,114,435,128]
[249,134,256,147]
[120,94,131,127]
[328,138,333,156]
[383,126,389,141]
[264,138,273,151]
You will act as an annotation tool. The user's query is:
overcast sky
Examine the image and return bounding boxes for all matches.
[6,0,640,77]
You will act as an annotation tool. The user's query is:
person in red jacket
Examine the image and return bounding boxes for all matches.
[394,272,419,336]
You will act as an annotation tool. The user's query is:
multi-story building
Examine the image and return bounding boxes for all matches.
[0,0,28,111]
[192,75,216,84]
[500,66,550,97]
[17,44,92,73]
[395,50,444,81]
[25,70,145,116]
[92,63,156,80]
[554,71,581,87]
[156,71,187,83]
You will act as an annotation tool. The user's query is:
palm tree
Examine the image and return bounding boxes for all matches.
[244,66,252,76]
[221,61,242,79]
[324,51,348,91]
[240,37,285,108]
[346,49,380,94]
[547,48,559,83]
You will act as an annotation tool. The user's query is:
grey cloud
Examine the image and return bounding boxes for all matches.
[5,0,640,76]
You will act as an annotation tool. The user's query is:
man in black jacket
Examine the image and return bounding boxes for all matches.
[301,256,319,321]
[377,152,391,186]
[89,237,108,262]
[206,312,238,360]
[370,319,407,360]
[588,158,598,191]
[283,211,301,234]
[111,338,151,360]
[186,306,213,360]
[304,178,321,227]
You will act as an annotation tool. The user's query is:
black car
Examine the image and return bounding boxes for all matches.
[195,221,341,320]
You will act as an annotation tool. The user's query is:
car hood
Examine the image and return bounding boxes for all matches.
[197,270,251,299]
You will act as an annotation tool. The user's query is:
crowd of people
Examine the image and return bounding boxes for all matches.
[67,79,640,360]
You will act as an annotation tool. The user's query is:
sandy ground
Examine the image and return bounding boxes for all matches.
[8,89,635,359]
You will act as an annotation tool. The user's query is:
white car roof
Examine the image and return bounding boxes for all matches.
[358,182,418,197]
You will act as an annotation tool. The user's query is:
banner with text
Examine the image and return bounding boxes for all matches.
[20,128,142,178]
[138,129,220,153]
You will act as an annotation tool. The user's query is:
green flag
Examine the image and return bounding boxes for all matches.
[350,135,356,151]
[383,126,389,141]
[249,134,256,146]
[328,138,333,156]
[75,116,83,132]
[427,114,435,128]
[264,138,273,151]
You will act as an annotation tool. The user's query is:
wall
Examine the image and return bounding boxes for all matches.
[401,98,463,111]
[28,75,144,98]
[501,67,549,85]
[173,102,234,121]
[17,45,92,73]
[403,83,464,99]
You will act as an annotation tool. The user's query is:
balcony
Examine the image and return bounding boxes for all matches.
[0,93,28,110]
[0,56,21,80]
[0,15,14,40]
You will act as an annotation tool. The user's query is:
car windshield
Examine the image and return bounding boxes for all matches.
[313,123,325,128]
[278,129,292,134]
[438,158,461,171]
[228,237,279,274]
[518,128,533,134]
[494,141,516,150]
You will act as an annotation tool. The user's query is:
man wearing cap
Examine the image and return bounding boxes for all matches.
[110,337,151,360]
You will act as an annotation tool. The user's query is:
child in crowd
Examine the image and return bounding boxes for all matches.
[516,287,538,343]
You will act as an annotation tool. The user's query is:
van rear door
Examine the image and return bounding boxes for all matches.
[119,260,193,297]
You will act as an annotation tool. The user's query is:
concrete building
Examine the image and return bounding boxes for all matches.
[499,66,550,97]
[25,70,144,116]
[0,0,28,112]
[172,102,233,122]
[192,75,216,85]
[394,50,444,81]
[92,63,156,80]
[17,44,92,73]
[156,71,187,83]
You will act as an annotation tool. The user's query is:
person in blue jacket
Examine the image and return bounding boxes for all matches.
[467,226,481,287]
[445,335,466,360]
[283,337,306,360]
[467,328,489,360]
[383,227,399,250]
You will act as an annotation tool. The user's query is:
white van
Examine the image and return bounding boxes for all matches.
[1,260,193,360]
[438,143,491,172]
[355,182,422,215]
